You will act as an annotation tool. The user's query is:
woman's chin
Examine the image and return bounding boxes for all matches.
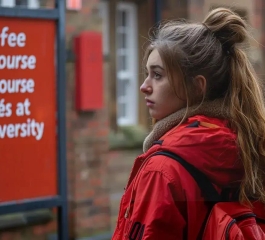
[149,111,172,121]
[149,111,162,121]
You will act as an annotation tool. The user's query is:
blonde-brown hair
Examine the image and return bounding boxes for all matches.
[145,8,265,204]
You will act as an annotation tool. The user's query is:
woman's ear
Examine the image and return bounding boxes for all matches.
[194,75,207,96]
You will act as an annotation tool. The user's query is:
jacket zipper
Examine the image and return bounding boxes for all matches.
[225,213,256,239]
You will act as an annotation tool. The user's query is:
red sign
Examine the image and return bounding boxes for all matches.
[0,18,57,203]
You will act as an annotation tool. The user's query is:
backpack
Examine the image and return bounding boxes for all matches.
[152,151,265,240]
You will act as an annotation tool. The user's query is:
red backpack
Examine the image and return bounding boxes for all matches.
[202,201,265,239]
[153,151,265,240]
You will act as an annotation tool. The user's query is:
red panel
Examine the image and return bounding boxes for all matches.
[75,31,104,111]
[0,18,57,203]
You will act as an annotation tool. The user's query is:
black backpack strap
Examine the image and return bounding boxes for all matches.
[152,151,221,202]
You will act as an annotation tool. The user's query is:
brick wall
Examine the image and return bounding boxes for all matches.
[65,0,110,238]
[107,149,142,232]
[161,0,188,20]
[1,1,263,240]
[0,221,56,240]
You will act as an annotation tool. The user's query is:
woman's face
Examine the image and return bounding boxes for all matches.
[140,49,186,121]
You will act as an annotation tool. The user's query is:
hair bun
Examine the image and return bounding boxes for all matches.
[203,8,248,49]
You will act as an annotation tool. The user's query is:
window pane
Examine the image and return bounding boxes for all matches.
[117,32,127,50]
[117,79,129,98]
[117,56,122,72]
[121,32,126,48]
[118,103,126,119]
[118,10,127,27]
[121,55,127,71]
[121,10,126,27]
[117,54,127,71]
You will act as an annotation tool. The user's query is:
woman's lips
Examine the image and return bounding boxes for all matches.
[145,98,154,107]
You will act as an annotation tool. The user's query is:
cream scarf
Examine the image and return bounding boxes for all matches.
[143,98,230,152]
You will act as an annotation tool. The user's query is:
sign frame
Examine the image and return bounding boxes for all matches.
[0,1,68,240]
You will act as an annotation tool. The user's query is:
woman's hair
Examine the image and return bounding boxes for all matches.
[144,7,265,205]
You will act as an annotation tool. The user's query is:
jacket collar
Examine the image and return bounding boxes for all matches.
[143,98,229,152]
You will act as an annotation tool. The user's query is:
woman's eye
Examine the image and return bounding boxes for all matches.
[154,72,161,79]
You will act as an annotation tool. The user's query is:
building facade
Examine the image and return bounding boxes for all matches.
[0,0,264,240]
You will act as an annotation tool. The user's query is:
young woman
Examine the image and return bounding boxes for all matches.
[112,7,265,240]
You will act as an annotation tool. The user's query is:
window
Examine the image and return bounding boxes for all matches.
[116,3,138,126]
[1,0,40,8]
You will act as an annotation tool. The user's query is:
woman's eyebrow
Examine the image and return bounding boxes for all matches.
[145,65,165,71]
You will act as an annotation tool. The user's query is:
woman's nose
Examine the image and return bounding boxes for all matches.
[140,80,152,94]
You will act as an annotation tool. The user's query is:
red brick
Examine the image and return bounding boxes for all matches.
[45,221,57,233]
[33,226,45,236]
[0,232,13,240]
[81,6,91,14]
[94,195,109,207]
[66,25,75,34]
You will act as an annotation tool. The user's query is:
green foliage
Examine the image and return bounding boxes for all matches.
[109,125,148,150]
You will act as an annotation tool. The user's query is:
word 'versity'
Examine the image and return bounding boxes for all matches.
[0,119,44,140]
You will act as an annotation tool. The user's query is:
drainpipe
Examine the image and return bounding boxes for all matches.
[154,0,162,23]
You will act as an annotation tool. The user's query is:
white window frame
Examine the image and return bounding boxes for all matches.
[1,0,39,8]
[116,2,138,126]
[1,0,15,7]
[28,0,40,8]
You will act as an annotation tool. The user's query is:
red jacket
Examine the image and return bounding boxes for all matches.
[111,115,244,240]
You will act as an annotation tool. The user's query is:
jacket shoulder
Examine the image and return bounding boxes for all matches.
[143,154,194,189]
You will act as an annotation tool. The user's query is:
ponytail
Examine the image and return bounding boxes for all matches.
[204,8,265,204]
[229,47,265,203]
